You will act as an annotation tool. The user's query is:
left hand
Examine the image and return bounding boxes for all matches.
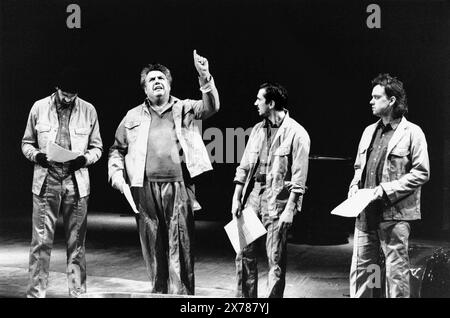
[278,207,294,231]
[193,49,211,80]
[69,155,87,173]
[372,186,384,201]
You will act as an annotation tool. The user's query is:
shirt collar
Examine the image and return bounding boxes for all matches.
[378,117,401,131]
[145,96,176,115]
[264,110,287,128]
[53,92,75,111]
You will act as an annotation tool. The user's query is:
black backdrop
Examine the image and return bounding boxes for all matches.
[1,0,449,238]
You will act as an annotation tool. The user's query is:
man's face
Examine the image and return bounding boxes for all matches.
[57,88,77,106]
[370,84,394,117]
[144,70,171,101]
[254,88,271,117]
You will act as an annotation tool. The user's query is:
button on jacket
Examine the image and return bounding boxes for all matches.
[349,117,430,220]
[234,112,310,217]
[21,94,103,197]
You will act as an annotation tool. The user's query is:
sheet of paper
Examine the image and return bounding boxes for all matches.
[47,141,80,163]
[224,207,267,254]
[122,183,139,214]
[330,189,375,217]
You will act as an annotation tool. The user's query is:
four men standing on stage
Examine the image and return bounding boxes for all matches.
[20,54,429,298]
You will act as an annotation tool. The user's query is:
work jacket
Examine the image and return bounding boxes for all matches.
[234,112,310,218]
[349,117,430,220]
[22,94,103,197]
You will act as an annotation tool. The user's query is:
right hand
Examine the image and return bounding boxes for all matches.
[348,185,359,198]
[193,49,211,80]
[35,153,49,168]
[112,176,126,194]
[231,199,243,218]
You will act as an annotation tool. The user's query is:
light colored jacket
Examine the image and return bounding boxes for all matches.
[234,112,310,217]
[349,117,430,220]
[21,94,103,197]
[108,96,217,189]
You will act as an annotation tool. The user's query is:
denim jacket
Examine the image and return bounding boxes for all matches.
[234,112,310,217]
[21,94,103,198]
[108,93,218,189]
[349,117,430,220]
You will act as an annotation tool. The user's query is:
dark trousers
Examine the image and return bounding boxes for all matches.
[133,181,195,295]
[27,174,88,298]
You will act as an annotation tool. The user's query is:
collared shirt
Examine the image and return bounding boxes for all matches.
[356,118,401,231]
[234,111,310,217]
[21,93,103,197]
[255,117,283,181]
[108,76,219,189]
[349,117,430,223]
[48,95,74,180]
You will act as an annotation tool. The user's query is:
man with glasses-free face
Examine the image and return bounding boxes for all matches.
[108,50,220,295]
[348,74,430,297]
[231,82,310,298]
[21,67,103,298]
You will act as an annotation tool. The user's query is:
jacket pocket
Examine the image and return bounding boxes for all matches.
[124,121,141,143]
[36,123,52,149]
[272,146,290,176]
[75,127,91,135]
[36,123,51,133]
[72,127,91,151]
[389,147,410,176]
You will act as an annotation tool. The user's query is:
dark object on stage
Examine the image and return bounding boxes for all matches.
[289,156,354,245]
[420,248,450,298]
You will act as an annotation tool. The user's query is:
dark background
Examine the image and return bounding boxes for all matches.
[1,0,449,241]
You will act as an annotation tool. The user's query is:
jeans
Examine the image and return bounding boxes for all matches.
[350,220,411,298]
[27,174,88,298]
[235,182,288,298]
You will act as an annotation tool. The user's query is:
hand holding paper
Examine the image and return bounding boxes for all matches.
[224,207,267,254]
[331,189,376,217]
[47,141,80,163]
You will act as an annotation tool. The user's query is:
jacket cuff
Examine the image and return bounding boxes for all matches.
[286,181,306,194]
[380,182,396,203]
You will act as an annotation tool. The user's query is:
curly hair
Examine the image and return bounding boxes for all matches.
[371,73,408,118]
[140,63,173,89]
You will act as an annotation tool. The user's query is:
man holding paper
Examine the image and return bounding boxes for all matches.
[348,74,430,298]
[21,67,103,298]
[231,82,310,298]
[108,51,220,295]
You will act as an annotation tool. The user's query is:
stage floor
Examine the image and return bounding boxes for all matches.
[1,212,449,298]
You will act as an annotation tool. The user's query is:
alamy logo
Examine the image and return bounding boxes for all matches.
[366,4,381,29]
[367,264,382,288]
[66,4,81,29]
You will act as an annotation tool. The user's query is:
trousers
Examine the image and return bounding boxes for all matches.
[235,182,288,298]
[350,220,411,298]
[132,181,195,295]
[27,174,88,298]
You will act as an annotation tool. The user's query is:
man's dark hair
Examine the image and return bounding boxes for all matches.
[372,73,408,118]
[57,66,81,94]
[140,63,173,89]
[259,82,288,111]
